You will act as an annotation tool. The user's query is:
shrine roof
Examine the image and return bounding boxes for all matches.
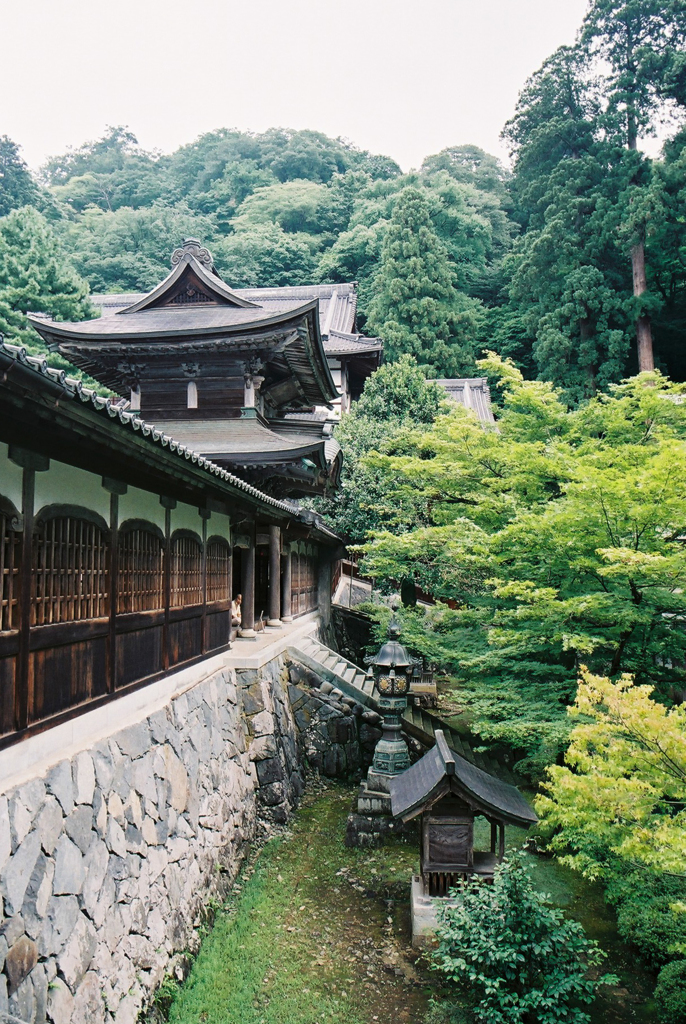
[433,378,495,425]
[28,300,313,340]
[325,330,383,357]
[88,282,369,341]
[149,416,330,465]
[390,730,537,828]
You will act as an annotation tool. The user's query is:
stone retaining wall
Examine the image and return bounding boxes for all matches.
[0,652,379,1024]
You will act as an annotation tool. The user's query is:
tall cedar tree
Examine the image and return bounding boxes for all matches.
[0,137,39,217]
[366,187,482,377]
[502,47,634,400]
[581,0,686,371]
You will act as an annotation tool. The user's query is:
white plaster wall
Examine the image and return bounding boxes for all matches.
[171,501,203,535]
[208,512,231,541]
[0,443,23,511]
[118,486,165,532]
[34,460,110,522]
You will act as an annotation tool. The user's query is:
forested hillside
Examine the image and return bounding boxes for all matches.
[2,0,686,395]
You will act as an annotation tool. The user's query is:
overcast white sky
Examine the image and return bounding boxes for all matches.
[2,0,590,173]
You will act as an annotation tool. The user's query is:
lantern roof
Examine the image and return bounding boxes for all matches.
[369,618,413,670]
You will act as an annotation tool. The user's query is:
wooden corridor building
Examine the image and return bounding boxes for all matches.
[0,341,342,748]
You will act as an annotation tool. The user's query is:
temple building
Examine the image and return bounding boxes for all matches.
[0,340,342,749]
[28,240,367,499]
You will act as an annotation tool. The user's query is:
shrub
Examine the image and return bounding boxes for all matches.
[605,869,686,969]
[655,961,686,1024]
[433,858,615,1024]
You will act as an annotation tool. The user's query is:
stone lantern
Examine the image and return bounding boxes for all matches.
[367,619,412,777]
[353,614,413,821]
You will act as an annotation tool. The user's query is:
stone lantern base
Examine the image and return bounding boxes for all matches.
[345,770,415,847]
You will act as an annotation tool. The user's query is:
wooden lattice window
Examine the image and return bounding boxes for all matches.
[0,501,21,632]
[207,537,230,603]
[32,511,109,625]
[118,522,164,613]
[171,532,202,608]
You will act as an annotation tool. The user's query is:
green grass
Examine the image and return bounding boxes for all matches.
[166,782,436,1024]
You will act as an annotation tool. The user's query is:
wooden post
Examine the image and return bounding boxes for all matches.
[200,509,210,653]
[499,823,505,861]
[239,524,256,638]
[267,525,281,626]
[281,544,292,622]
[102,478,127,694]
[8,447,49,732]
[317,551,331,628]
[160,496,176,668]
[490,820,497,855]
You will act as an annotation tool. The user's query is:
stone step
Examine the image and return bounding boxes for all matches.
[343,666,356,684]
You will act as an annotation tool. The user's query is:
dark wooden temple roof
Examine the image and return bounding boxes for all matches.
[87,282,381,349]
[390,730,537,828]
[27,246,339,410]
[30,302,313,338]
[433,378,495,425]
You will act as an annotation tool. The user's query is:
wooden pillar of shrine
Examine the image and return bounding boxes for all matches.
[267,525,281,626]
[281,544,293,622]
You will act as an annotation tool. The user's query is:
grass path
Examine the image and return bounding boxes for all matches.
[166,781,442,1024]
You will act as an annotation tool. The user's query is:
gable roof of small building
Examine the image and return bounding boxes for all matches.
[432,378,495,425]
[390,730,537,828]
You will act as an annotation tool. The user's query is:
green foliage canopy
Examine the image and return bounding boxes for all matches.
[360,356,686,771]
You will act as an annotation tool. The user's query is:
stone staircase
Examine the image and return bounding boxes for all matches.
[288,632,516,784]
[288,634,376,705]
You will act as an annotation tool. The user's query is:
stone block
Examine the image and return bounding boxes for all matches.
[5,934,37,993]
[21,853,54,938]
[0,796,10,873]
[65,804,94,855]
[72,969,105,1023]
[256,757,284,787]
[32,961,48,1023]
[44,896,80,957]
[107,817,127,858]
[73,751,96,804]
[35,794,64,855]
[58,913,97,989]
[92,745,114,790]
[81,839,109,918]
[53,835,85,896]
[47,976,74,1024]
[242,681,265,716]
[251,710,274,737]
[258,782,287,807]
[163,745,188,813]
[115,722,151,759]
[1,829,42,915]
[46,761,74,815]
[8,973,35,1023]
[9,795,33,847]
[250,735,278,761]
[319,681,334,695]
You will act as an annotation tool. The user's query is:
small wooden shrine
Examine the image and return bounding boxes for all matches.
[389,730,537,896]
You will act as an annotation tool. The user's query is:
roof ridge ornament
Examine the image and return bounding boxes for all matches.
[171,238,215,272]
